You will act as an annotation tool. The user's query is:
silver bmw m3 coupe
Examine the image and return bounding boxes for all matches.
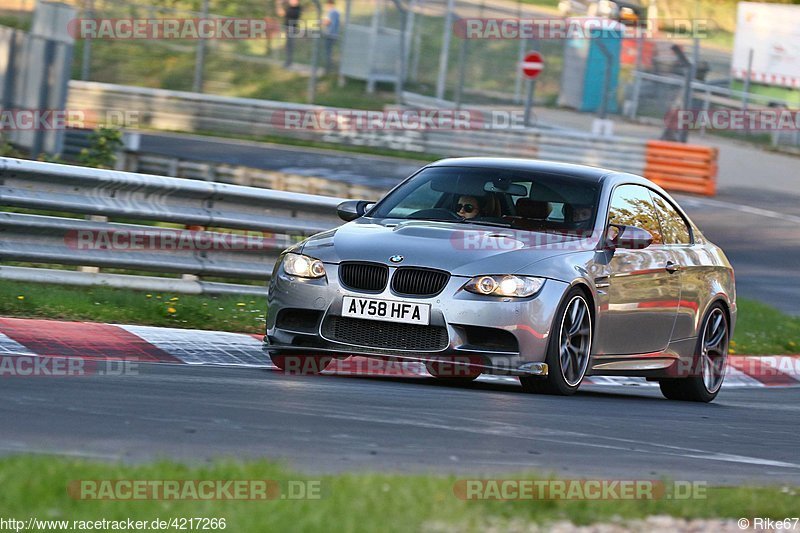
[265,158,736,402]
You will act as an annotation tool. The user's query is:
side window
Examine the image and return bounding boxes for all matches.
[650,192,692,245]
[607,185,663,245]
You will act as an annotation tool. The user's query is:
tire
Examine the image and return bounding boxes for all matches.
[425,361,481,382]
[270,353,333,375]
[521,288,593,395]
[659,303,729,403]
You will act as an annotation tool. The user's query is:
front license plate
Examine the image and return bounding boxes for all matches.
[342,296,430,325]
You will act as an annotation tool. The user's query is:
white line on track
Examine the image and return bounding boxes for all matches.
[679,196,800,225]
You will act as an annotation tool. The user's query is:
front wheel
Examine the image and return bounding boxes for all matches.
[521,288,593,395]
[659,304,729,403]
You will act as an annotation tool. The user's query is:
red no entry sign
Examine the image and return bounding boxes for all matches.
[521,51,543,79]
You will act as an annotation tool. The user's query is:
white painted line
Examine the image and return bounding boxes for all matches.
[679,196,800,225]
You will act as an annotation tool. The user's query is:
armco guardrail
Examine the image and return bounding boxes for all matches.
[67,81,720,196]
[132,154,387,201]
[0,157,345,296]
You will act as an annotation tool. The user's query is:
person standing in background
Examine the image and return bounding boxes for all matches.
[279,0,302,67]
[321,0,340,75]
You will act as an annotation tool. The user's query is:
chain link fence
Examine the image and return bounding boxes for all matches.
[1,0,746,106]
[5,0,798,151]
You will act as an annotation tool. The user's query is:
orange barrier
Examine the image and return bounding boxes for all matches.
[643,140,718,196]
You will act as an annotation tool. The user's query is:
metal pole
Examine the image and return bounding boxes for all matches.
[679,47,695,143]
[512,0,524,103]
[741,48,753,137]
[742,48,753,112]
[692,0,700,78]
[365,0,380,93]
[523,78,534,127]
[513,38,525,104]
[192,0,209,93]
[404,0,416,82]
[629,69,642,120]
[80,0,93,80]
[410,18,422,81]
[337,0,352,87]
[32,39,55,157]
[454,31,466,109]
[307,0,323,102]
[390,0,408,103]
[435,0,455,101]
[308,39,321,102]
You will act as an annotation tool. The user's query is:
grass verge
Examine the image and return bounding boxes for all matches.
[0,456,797,532]
[1,279,799,354]
[731,299,800,356]
[0,279,266,333]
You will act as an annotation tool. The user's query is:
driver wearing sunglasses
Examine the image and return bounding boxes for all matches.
[455,195,481,219]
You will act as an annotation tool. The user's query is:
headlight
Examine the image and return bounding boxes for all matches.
[463,275,545,298]
[282,253,326,279]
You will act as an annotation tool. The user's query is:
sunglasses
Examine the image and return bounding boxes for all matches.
[456,203,476,214]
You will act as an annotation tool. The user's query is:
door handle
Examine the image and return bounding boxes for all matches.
[665,261,680,274]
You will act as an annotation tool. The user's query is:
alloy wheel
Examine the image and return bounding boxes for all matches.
[559,295,592,387]
[700,307,728,393]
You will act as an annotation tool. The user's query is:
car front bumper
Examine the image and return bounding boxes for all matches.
[265,262,568,376]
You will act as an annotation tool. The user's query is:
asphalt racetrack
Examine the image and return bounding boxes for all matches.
[2,361,799,485]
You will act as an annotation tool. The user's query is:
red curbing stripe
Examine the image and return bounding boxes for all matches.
[728,356,800,387]
[1,316,799,387]
[0,317,182,363]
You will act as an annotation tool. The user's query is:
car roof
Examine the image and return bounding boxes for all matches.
[427,157,615,183]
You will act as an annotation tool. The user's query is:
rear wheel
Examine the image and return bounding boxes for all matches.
[659,304,729,403]
[521,288,592,395]
[270,353,333,375]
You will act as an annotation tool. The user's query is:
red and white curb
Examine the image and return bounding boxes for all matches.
[1,317,799,388]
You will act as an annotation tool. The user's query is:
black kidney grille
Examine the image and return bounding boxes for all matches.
[339,262,389,292]
[391,268,450,297]
[323,316,448,351]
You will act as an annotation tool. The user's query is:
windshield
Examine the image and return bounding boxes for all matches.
[368,166,600,233]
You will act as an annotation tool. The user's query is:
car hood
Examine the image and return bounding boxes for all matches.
[300,218,597,277]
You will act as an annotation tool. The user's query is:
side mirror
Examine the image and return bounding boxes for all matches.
[605,224,653,250]
[337,200,371,222]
